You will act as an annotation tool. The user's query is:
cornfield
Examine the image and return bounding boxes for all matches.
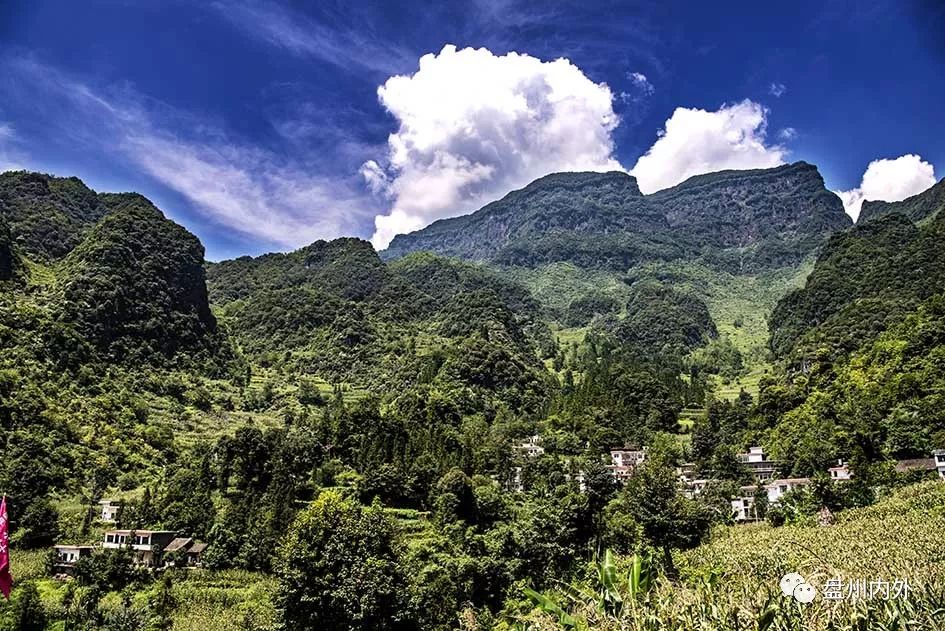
[509,481,945,630]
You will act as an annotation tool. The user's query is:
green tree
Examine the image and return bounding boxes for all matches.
[618,435,711,574]
[275,491,410,631]
[6,582,47,631]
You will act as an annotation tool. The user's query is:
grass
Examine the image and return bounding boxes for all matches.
[711,366,771,401]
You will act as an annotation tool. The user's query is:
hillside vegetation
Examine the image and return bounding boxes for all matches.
[1,165,944,631]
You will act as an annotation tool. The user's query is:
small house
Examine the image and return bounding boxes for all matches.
[737,446,780,481]
[514,435,545,458]
[608,447,647,483]
[99,500,122,523]
[765,478,810,504]
[932,450,945,480]
[185,542,208,567]
[894,458,936,475]
[52,545,94,576]
[102,529,177,567]
[828,460,852,481]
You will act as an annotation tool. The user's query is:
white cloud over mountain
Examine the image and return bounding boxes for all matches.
[629,100,788,194]
[365,45,622,249]
[836,154,937,221]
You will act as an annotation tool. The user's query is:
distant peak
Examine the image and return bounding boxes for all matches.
[522,170,641,196]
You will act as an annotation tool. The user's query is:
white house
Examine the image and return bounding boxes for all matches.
[515,435,545,458]
[731,495,756,522]
[737,446,780,481]
[731,478,810,522]
[828,460,852,481]
[99,500,121,523]
[684,478,711,498]
[608,447,647,483]
[765,478,810,504]
[102,530,177,566]
[933,450,945,480]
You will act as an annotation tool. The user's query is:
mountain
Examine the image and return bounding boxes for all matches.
[858,177,945,224]
[0,215,18,282]
[770,203,945,363]
[383,171,670,265]
[55,197,228,366]
[0,171,112,261]
[384,162,851,273]
[207,241,554,412]
[648,161,850,271]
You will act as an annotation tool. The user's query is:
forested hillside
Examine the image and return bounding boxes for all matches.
[858,176,945,223]
[2,165,944,631]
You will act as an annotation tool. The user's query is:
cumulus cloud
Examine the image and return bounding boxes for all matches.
[364,45,622,249]
[769,82,787,97]
[629,100,787,193]
[836,154,937,221]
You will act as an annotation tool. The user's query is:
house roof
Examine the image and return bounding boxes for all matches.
[164,537,194,553]
[769,477,811,485]
[895,458,936,472]
[54,544,94,550]
[188,542,208,555]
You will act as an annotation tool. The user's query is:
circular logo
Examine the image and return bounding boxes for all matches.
[780,573,805,598]
[793,582,817,603]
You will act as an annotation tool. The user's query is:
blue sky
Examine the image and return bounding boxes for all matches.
[1,0,943,260]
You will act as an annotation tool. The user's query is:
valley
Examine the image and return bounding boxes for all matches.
[2,162,945,630]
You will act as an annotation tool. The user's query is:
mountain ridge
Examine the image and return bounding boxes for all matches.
[383,161,851,272]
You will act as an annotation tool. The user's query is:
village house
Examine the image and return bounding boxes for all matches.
[676,462,698,483]
[52,545,94,576]
[683,478,711,498]
[102,529,177,567]
[737,446,780,481]
[163,537,208,568]
[828,460,852,481]
[514,435,545,458]
[933,450,945,480]
[608,447,647,483]
[98,500,122,523]
[894,457,936,476]
[731,477,811,522]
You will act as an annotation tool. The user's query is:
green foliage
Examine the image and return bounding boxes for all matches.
[275,491,410,630]
[0,171,110,261]
[770,211,945,361]
[56,198,234,370]
[602,283,717,355]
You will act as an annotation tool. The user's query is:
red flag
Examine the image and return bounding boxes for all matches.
[0,496,11,599]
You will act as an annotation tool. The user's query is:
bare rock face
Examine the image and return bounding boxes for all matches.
[383,162,851,273]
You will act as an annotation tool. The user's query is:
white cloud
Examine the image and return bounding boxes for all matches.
[629,100,787,193]
[366,45,622,249]
[210,1,415,76]
[5,58,376,249]
[769,82,787,97]
[836,154,937,221]
[628,72,654,95]
[123,134,374,247]
[778,127,798,141]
